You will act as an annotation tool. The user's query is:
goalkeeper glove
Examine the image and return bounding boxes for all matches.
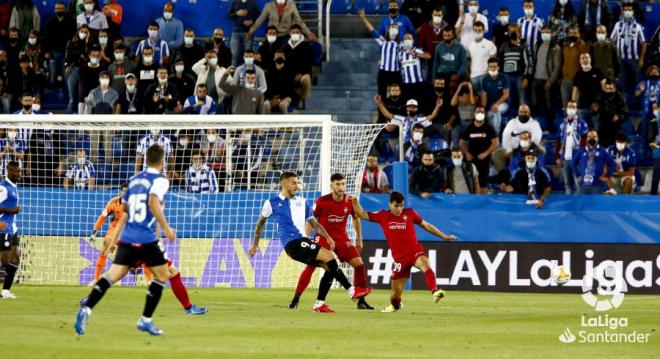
[89,232,96,244]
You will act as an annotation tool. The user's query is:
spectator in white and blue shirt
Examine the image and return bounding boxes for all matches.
[610,3,646,93]
[184,84,217,114]
[359,9,401,98]
[606,133,637,195]
[399,33,430,105]
[186,151,219,193]
[517,0,544,54]
[136,129,174,174]
[0,129,25,178]
[556,101,589,195]
[156,3,185,50]
[64,148,96,190]
[136,21,171,66]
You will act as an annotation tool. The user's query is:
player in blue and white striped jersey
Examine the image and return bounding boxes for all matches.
[185,151,219,193]
[136,129,174,175]
[0,129,25,178]
[0,161,21,299]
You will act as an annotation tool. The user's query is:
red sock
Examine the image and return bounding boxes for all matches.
[94,254,107,281]
[353,264,367,288]
[390,296,401,309]
[295,265,316,296]
[170,273,192,310]
[424,269,438,292]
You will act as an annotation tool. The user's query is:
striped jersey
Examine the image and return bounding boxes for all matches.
[610,20,646,60]
[372,30,400,72]
[0,139,25,177]
[261,194,314,246]
[390,115,432,142]
[136,134,173,171]
[65,160,96,189]
[0,178,18,234]
[398,47,424,84]
[517,16,544,52]
[185,164,219,193]
[121,168,169,245]
[135,38,170,66]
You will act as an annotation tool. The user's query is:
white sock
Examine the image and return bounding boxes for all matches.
[313,300,324,309]
[347,286,355,297]
[141,316,152,323]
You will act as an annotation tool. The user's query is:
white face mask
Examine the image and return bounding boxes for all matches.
[79,32,87,40]
[474,32,483,41]
[581,63,592,71]
[179,139,189,147]
[596,33,607,42]
[143,55,153,63]
[566,108,577,117]
[290,34,302,43]
[499,15,509,25]
[163,12,173,20]
[148,30,159,38]
[559,0,568,5]
[541,33,551,42]
[28,38,37,45]
[388,28,399,39]
[207,134,217,143]
[432,16,442,25]
[244,57,254,65]
[412,131,423,142]
[151,129,160,136]
[475,113,485,122]
[100,78,110,86]
[84,3,94,12]
[267,35,277,44]
[242,132,252,141]
[207,57,218,66]
[77,156,86,166]
[276,0,285,4]
[468,5,479,14]
[32,104,41,112]
[488,70,498,77]
[245,82,256,89]
[7,131,17,140]
[90,57,99,65]
[126,83,136,92]
[175,64,185,73]
[184,36,194,45]
[452,158,463,166]
[403,39,414,48]
[616,143,626,151]
[623,10,633,19]
[99,37,108,46]
[520,140,530,148]
[114,52,124,61]
[158,77,167,84]
[526,160,537,169]
[524,8,534,16]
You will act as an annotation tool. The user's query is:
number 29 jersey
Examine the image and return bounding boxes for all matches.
[120,168,169,245]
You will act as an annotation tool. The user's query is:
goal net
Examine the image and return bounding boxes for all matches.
[0,115,385,288]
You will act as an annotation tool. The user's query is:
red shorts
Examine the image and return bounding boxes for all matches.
[391,251,427,280]
[314,236,361,263]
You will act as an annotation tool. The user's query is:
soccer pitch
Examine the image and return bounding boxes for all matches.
[4,286,659,358]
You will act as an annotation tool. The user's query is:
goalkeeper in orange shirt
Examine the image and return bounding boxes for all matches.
[89,183,128,281]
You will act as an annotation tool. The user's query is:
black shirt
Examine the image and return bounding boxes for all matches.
[410,164,445,194]
[116,90,143,114]
[172,44,205,73]
[78,62,109,102]
[461,122,497,155]
[510,167,551,195]
[169,72,197,100]
[573,68,605,109]
[43,15,77,53]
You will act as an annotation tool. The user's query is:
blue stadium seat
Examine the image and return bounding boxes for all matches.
[382,165,393,187]
[428,138,448,153]
[310,41,324,67]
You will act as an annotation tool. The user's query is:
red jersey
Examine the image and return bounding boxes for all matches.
[313,194,353,247]
[368,208,424,261]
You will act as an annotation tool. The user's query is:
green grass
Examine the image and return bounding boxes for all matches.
[3,286,659,358]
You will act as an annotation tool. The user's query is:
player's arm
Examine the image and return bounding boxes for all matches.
[149,194,176,241]
[419,220,458,241]
[307,217,335,250]
[0,187,19,215]
[353,216,363,252]
[90,201,112,242]
[304,222,313,237]
[349,195,370,221]
[249,215,267,257]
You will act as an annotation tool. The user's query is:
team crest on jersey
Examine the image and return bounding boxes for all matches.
[344,207,348,214]
[403,215,408,221]
[388,222,407,230]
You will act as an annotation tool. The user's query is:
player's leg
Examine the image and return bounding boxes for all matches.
[137,263,168,335]
[385,278,407,312]
[290,265,316,309]
[345,250,373,310]
[94,236,112,281]
[414,255,445,303]
[167,262,208,314]
[75,263,130,335]
[316,247,371,301]
[312,269,335,313]
[1,238,20,298]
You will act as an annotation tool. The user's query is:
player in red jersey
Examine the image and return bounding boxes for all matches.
[289,173,374,312]
[351,191,458,312]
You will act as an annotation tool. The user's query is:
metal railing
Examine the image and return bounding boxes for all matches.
[325,0,333,61]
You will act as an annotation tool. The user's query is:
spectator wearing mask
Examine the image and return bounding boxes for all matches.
[572,52,606,127]
[517,0,544,53]
[133,46,159,98]
[556,101,589,194]
[100,0,122,40]
[44,1,77,85]
[398,32,430,105]
[219,67,265,114]
[11,92,35,115]
[114,72,143,114]
[135,129,174,176]
[549,0,577,45]
[136,21,170,66]
[7,56,38,105]
[145,66,179,114]
[426,78,457,142]
[504,150,551,208]
[227,0,260,67]
[560,26,589,107]
[418,8,447,74]
[591,25,620,82]
[498,23,533,107]
[201,128,226,190]
[431,26,466,90]
[183,84,217,115]
[0,128,25,177]
[169,57,196,100]
[9,0,41,45]
[192,49,227,106]
[283,24,313,108]
[96,29,113,64]
[595,80,628,148]
[572,130,616,195]
[467,21,496,86]
[531,26,561,126]
[455,0,488,50]
[606,133,636,195]
[264,50,294,114]
[172,28,205,73]
[231,130,270,189]
[403,123,429,171]
[493,7,511,49]
[450,81,478,147]
[6,28,22,65]
[107,44,135,94]
[480,58,510,134]
[460,106,499,193]
[376,0,415,40]
[64,147,95,190]
[506,130,546,177]
[410,151,444,199]
[248,0,315,41]
[361,154,389,193]
[84,70,118,114]
[171,131,198,188]
[610,3,646,94]
[20,30,47,85]
[578,0,612,43]
[649,102,660,195]
[501,104,543,155]
[259,26,283,72]
[376,97,441,142]
[206,28,233,68]
[156,2,184,50]
[77,46,107,114]
[64,25,92,113]
[635,65,660,118]
[445,148,480,194]
[186,150,219,193]
[378,83,405,123]
[76,0,108,34]
[232,49,267,94]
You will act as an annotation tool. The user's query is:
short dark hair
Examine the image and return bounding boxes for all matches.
[267,25,278,32]
[412,123,425,131]
[389,191,405,204]
[615,132,628,143]
[21,91,33,99]
[499,6,509,12]
[6,161,20,172]
[192,150,204,157]
[146,144,164,166]
[196,83,207,89]
[245,69,256,76]
[524,0,534,4]
[421,150,434,157]
[158,66,169,73]
[604,79,616,87]
[149,21,159,29]
[280,171,298,182]
[120,182,128,190]
[114,43,126,51]
[474,21,485,30]
[330,173,345,182]
[488,57,499,65]
[244,49,254,55]
[289,24,302,32]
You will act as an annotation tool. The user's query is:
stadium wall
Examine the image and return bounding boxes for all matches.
[11,188,660,293]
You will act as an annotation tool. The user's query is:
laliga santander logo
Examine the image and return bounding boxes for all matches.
[581,264,627,312]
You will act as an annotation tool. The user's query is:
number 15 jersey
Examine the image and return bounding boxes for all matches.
[121,168,169,245]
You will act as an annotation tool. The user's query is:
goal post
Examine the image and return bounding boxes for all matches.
[0,115,385,288]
